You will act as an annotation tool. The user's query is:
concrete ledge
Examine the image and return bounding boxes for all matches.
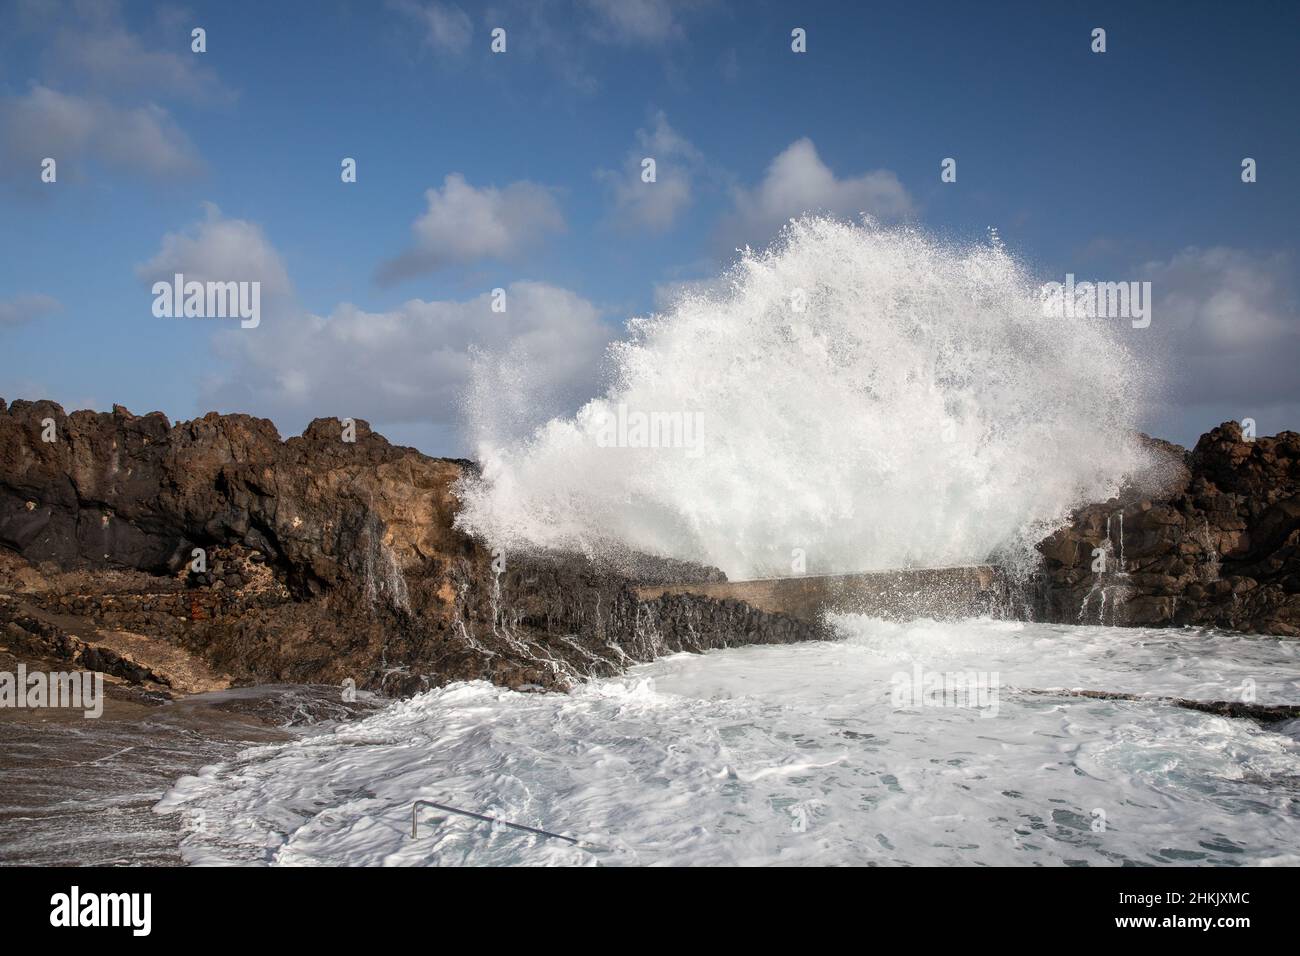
[635,565,1017,622]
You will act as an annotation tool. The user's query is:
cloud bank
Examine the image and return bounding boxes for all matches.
[376,174,566,284]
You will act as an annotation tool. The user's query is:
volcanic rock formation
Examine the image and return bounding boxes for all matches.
[1036,423,1300,635]
[3,401,1297,704]
[0,399,824,697]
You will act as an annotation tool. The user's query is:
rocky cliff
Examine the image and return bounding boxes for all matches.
[1036,422,1300,635]
[0,399,826,697]
[4,401,1296,703]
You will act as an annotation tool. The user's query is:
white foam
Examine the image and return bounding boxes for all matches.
[456,217,1154,578]
[156,619,1300,866]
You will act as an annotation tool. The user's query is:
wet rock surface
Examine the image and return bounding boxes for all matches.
[1036,423,1300,635]
[0,641,379,867]
[0,400,824,697]
[6,401,1295,705]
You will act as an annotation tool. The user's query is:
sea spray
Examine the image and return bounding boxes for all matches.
[457,217,1155,579]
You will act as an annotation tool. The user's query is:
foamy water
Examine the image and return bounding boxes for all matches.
[457,218,1155,579]
[149,221,1281,867]
[156,618,1300,867]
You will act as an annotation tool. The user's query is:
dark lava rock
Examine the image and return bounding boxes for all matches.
[0,400,821,695]
[1036,423,1300,635]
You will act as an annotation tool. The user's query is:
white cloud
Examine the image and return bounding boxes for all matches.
[135,203,293,298]
[0,2,233,187]
[1131,246,1300,443]
[376,174,566,284]
[391,0,474,55]
[0,293,61,327]
[202,282,613,439]
[390,1,710,93]
[719,138,914,250]
[582,0,679,45]
[1142,247,1297,355]
[137,206,610,451]
[597,112,702,233]
[43,3,232,104]
[0,85,203,181]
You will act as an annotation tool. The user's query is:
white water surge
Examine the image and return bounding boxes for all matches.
[148,223,1292,868]
[156,618,1300,866]
[457,218,1155,579]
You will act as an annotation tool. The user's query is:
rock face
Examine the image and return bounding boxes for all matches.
[1036,423,1300,635]
[5,401,1295,700]
[0,399,827,696]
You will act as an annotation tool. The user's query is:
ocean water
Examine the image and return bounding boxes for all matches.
[457,217,1157,579]
[156,617,1300,867]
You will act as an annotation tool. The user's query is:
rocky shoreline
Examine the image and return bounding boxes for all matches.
[1036,423,1300,635]
[2,398,1297,705]
[0,399,826,701]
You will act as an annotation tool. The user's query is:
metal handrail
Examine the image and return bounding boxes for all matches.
[411,799,602,849]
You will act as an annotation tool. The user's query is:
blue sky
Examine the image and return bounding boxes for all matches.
[2,0,1298,454]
